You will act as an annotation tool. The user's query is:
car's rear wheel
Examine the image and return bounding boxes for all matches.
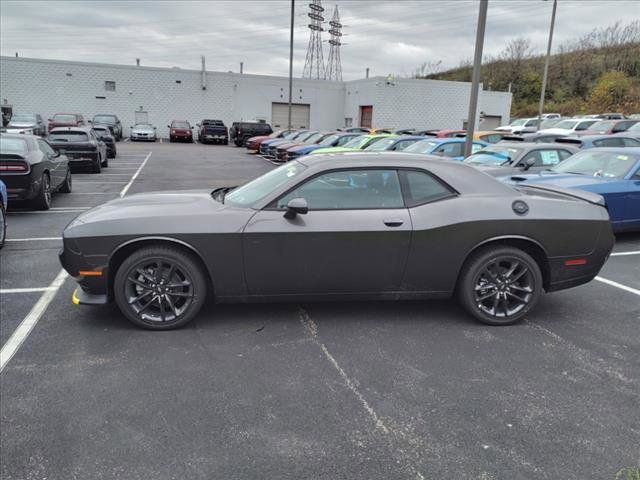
[32,172,52,210]
[114,246,207,330]
[101,155,109,168]
[92,156,102,173]
[458,246,542,326]
[59,168,72,193]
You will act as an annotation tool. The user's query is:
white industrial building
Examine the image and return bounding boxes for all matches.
[0,56,512,137]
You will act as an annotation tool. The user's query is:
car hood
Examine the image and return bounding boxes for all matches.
[64,190,252,238]
[132,127,155,133]
[537,128,574,135]
[7,122,36,128]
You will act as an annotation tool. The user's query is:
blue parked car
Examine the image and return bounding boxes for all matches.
[508,147,640,232]
[403,138,488,161]
[363,135,425,152]
[0,179,7,248]
[555,134,640,149]
[286,132,361,161]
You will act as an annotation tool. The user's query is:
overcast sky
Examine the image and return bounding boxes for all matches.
[1,0,638,80]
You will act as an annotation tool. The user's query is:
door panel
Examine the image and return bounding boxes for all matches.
[243,209,411,295]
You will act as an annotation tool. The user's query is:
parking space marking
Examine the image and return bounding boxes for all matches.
[120,151,152,196]
[8,210,89,215]
[68,192,118,196]
[610,250,640,257]
[0,269,68,373]
[70,181,128,184]
[50,207,89,211]
[595,276,640,296]
[159,138,163,144]
[6,237,61,242]
[123,137,130,142]
[0,150,153,373]
[1,287,57,294]
[75,173,137,176]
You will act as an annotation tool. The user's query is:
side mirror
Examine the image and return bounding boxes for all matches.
[50,150,61,158]
[167,125,171,128]
[523,157,536,170]
[284,198,308,219]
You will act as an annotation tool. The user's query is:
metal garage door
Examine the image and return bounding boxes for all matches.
[480,115,502,130]
[271,103,310,129]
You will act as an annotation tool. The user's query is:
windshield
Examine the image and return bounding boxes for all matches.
[297,132,317,142]
[284,131,301,140]
[552,150,638,178]
[0,137,28,153]
[318,134,340,146]
[93,127,110,134]
[403,139,439,153]
[464,146,523,166]
[93,115,116,124]
[629,122,640,132]
[539,118,561,129]
[49,131,89,142]
[9,114,36,123]
[509,119,527,126]
[553,120,578,130]
[172,122,189,128]
[364,137,397,151]
[134,123,153,129]
[225,161,308,207]
[586,120,615,132]
[52,114,76,123]
[342,135,371,149]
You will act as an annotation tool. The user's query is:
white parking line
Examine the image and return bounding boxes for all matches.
[71,181,128,184]
[610,250,640,257]
[75,173,136,176]
[6,237,61,242]
[68,192,118,195]
[123,137,130,142]
[120,151,152,196]
[8,210,87,215]
[0,269,68,372]
[159,138,163,144]
[595,276,640,296]
[50,207,88,211]
[1,287,57,294]
[0,150,152,373]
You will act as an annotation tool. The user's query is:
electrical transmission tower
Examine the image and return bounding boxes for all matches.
[302,0,325,79]
[324,5,343,81]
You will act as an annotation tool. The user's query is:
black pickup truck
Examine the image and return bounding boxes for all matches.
[197,119,228,145]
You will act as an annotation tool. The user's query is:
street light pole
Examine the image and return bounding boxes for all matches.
[464,0,488,158]
[288,0,295,130]
[537,0,557,130]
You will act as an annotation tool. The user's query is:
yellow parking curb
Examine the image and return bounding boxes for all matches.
[72,288,80,305]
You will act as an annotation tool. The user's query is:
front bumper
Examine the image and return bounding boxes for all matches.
[131,134,156,141]
[59,238,110,299]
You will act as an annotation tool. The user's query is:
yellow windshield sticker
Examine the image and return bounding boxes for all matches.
[617,155,629,160]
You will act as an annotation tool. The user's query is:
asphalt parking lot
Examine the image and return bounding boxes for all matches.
[1,141,638,480]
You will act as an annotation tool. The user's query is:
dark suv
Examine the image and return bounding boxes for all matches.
[229,122,273,147]
[91,114,123,140]
[197,119,228,145]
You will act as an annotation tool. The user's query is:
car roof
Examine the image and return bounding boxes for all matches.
[50,126,92,133]
[297,152,517,196]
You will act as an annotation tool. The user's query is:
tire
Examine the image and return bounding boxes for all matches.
[457,246,543,326]
[93,157,102,173]
[102,156,109,168]
[223,139,228,145]
[32,172,52,210]
[108,147,116,159]
[0,204,5,249]
[59,168,72,193]
[114,245,208,330]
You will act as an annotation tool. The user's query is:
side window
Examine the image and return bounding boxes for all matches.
[539,149,562,166]
[622,138,640,147]
[276,169,404,210]
[37,139,55,156]
[595,138,625,147]
[434,143,463,157]
[401,170,455,207]
[393,140,414,151]
[337,136,354,146]
[576,121,594,131]
[471,143,484,154]
[520,151,541,166]
[483,134,502,143]
[558,149,573,161]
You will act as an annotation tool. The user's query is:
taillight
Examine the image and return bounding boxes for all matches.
[171,129,176,134]
[0,161,29,172]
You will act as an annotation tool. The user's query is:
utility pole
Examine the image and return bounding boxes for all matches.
[537,0,557,130]
[288,0,295,129]
[464,0,488,158]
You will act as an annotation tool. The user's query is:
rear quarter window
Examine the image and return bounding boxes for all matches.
[401,170,456,207]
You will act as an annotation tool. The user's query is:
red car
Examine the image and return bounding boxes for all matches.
[168,120,193,143]
[245,130,293,153]
[424,129,466,138]
[48,113,85,132]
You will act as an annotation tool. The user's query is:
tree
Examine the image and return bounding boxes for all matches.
[588,70,639,112]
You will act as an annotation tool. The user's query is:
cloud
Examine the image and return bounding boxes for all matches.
[1,0,637,80]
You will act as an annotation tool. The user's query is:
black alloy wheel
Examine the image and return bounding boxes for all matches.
[59,168,72,193]
[33,173,52,210]
[114,246,207,330]
[458,246,542,326]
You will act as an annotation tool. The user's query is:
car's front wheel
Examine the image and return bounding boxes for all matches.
[114,246,208,330]
[458,246,543,326]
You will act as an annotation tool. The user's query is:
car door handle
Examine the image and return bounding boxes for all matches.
[384,219,404,227]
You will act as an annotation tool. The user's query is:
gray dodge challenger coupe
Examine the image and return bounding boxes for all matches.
[59,153,614,330]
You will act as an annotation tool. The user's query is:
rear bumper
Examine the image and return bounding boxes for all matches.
[1,174,39,201]
[546,222,615,292]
